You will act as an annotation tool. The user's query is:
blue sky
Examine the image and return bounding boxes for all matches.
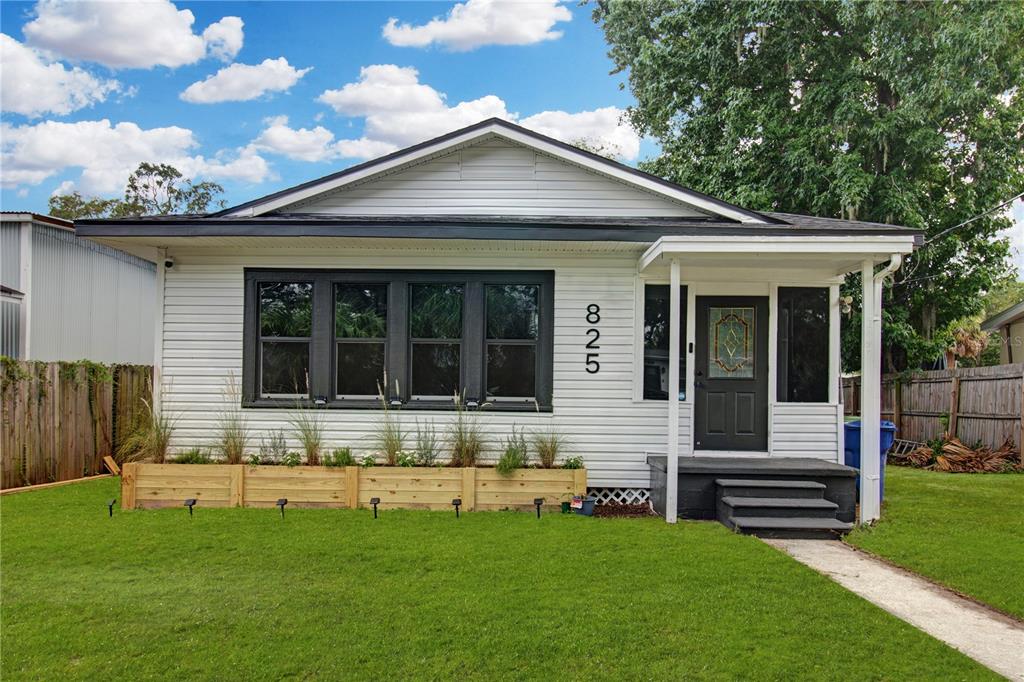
[1,0,650,210]
[0,0,1019,275]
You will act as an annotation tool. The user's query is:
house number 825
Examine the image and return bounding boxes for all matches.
[585,303,601,374]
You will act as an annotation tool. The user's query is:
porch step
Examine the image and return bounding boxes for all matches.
[719,496,839,519]
[714,478,826,499]
[725,516,854,539]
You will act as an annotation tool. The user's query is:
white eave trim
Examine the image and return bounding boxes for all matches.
[225,122,769,224]
[638,235,918,271]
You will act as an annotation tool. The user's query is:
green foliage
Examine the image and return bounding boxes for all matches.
[57,360,112,385]
[216,377,248,464]
[324,448,356,467]
[448,392,486,467]
[396,451,417,467]
[595,0,1024,371]
[288,408,324,466]
[373,386,405,466]
[259,430,289,463]
[532,427,566,469]
[115,398,175,464]
[562,456,585,470]
[48,162,226,219]
[360,455,376,468]
[413,419,441,466]
[172,448,212,465]
[281,451,302,468]
[496,426,530,475]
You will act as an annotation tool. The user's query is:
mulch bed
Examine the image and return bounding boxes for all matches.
[593,503,656,518]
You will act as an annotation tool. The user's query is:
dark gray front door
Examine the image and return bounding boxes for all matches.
[694,296,768,451]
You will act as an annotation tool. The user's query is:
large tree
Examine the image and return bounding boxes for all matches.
[49,163,225,220]
[594,0,1024,371]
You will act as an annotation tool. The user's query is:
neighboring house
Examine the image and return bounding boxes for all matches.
[982,300,1024,364]
[0,212,156,363]
[78,119,921,527]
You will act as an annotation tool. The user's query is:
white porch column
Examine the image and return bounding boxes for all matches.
[859,260,881,523]
[152,247,167,414]
[666,258,681,523]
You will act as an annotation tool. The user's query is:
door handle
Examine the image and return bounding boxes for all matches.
[696,370,704,377]
[696,381,706,389]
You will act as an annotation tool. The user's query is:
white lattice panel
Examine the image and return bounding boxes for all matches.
[589,487,650,506]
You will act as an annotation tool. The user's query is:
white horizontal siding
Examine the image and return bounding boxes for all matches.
[160,246,694,488]
[770,403,842,461]
[285,139,708,218]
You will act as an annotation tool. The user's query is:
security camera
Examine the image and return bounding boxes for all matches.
[164,257,175,269]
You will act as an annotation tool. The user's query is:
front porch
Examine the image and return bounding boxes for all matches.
[648,455,857,537]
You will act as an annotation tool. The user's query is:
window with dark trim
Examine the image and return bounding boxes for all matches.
[777,287,829,403]
[243,269,554,411]
[642,284,687,400]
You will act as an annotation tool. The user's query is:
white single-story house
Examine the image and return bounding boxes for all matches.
[78,119,921,530]
[0,212,155,363]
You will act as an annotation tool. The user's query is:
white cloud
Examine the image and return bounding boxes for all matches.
[382,0,571,51]
[1003,200,1024,278]
[23,0,243,69]
[315,64,639,161]
[248,116,396,162]
[1,119,272,194]
[181,58,311,104]
[202,16,244,62]
[0,33,121,117]
[520,107,640,160]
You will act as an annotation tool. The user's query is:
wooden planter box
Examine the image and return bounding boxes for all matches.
[121,463,586,512]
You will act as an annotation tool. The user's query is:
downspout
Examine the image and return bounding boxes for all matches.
[873,254,902,371]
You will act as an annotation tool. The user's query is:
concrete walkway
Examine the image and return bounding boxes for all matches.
[766,539,1024,681]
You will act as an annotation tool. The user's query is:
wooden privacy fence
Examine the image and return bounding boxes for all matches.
[1,361,152,489]
[123,463,588,511]
[843,363,1024,448]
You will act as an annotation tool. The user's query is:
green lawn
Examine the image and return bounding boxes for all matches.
[847,466,1024,620]
[1,479,996,680]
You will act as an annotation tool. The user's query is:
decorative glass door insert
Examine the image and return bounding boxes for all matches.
[708,307,754,378]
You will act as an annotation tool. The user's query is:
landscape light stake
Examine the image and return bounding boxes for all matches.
[184,498,197,518]
[452,498,462,519]
[276,498,288,519]
[534,498,544,519]
[107,499,116,517]
[369,497,380,519]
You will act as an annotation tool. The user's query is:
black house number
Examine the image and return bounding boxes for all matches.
[585,303,601,374]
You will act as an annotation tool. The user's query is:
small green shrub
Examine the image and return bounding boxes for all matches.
[396,450,417,467]
[414,419,441,466]
[289,407,324,466]
[532,428,566,469]
[374,385,405,465]
[173,447,212,464]
[496,426,529,475]
[259,430,289,463]
[324,447,356,467]
[116,397,176,464]
[216,376,248,464]
[281,451,302,468]
[562,456,584,470]
[361,455,376,468]
[449,392,487,467]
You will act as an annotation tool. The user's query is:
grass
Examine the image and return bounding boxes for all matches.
[1,479,996,680]
[847,466,1024,620]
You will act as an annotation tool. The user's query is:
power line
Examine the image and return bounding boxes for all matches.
[923,191,1024,245]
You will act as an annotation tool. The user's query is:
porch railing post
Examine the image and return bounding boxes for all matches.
[666,258,681,524]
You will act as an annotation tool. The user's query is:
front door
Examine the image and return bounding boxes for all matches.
[694,296,768,451]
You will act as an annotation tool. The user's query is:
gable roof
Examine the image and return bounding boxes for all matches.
[216,118,776,225]
[982,300,1024,330]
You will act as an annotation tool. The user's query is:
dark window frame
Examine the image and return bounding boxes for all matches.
[484,283,541,402]
[256,280,314,398]
[776,286,830,403]
[243,269,554,411]
[641,283,688,401]
[333,282,389,399]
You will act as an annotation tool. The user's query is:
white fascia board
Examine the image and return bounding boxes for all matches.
[229,122,766,223]
[638,235,917,271]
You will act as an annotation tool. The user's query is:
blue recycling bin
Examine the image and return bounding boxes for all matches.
[843,420,897,501]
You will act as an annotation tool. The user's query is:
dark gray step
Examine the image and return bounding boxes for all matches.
[720,496,838,519]
[714,478,825,499]
[725,515,853,539]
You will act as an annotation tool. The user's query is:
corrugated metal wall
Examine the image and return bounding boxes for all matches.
[1,222,21,290]
[29,224,156,363]
[0,299,19,357]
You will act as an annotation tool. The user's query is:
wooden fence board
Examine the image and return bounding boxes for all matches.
[843,363,1024,447]
[0,361,153,489]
